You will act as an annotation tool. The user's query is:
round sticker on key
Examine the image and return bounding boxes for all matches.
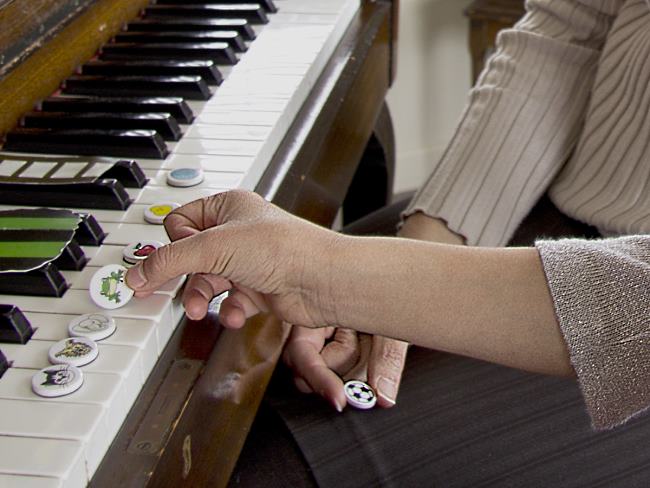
[123,240,163,265]
[89,264,134,309]
[343,379,377,410]
[68,312,116,342]
[48,337,99,367]
[144,202,180,225]
[32,364,84,398]
[167,167,204,187]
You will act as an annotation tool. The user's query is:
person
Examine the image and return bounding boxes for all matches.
[127,0,650,484]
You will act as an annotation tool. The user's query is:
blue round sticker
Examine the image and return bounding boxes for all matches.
[167,167,204,187]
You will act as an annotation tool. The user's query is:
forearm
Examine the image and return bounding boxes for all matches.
[405,0,618,247]
[328,236,572,377]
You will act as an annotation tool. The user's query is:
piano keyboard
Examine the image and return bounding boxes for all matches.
[0,0,359,486]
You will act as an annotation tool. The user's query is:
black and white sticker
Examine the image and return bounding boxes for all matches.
[344,379,377,410]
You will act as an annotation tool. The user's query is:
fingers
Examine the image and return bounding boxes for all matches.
[320,328,360,375]
[283,326,347,412]
[181,273,231,320]
[218,289,267,329]
[367,336,409,408]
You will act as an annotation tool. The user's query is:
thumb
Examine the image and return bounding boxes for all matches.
[367,336,409,408]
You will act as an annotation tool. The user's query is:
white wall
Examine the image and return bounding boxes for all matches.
[387,0,474,194]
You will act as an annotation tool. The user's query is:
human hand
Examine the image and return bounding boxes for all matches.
[282,325,408,411]
[125,190,343,329]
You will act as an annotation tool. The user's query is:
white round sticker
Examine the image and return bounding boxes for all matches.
[343,379,377,410]
[167,167,204,187]
[48,337,99,367]
[123,240,163,265]
[32,364,84,398]
[144,202,180,225]
[89,264,134,309]
[68,312,116,341]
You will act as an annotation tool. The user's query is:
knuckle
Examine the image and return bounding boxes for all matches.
[378,341,408,369]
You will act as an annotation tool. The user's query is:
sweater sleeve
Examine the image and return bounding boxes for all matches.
[403,0,622,247]
[536,236,650,430]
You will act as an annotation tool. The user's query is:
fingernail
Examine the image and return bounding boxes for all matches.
[126,265,146,289]
[333,397,345,413]
[376,376,397,405]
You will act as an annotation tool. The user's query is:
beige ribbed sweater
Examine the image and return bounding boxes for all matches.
[404,0,650,429]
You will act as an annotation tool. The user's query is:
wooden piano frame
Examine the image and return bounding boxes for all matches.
[0,0,399,485]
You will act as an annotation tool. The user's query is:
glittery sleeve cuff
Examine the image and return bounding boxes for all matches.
[536,236,650,430]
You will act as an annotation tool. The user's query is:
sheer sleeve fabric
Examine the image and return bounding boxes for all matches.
[403,0,623,246]
[536,236,650,430]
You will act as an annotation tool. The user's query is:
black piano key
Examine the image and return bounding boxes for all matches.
[63,74,212,101]
[52,240,87,271]
[75,214,106,246]
[0,262,68,297]
[4,128,169,160]
[0,349,8,377]
[40,97,195,124]
[127,18,256,41]
[145,5,268,24]
[101,42,237,66]
[99,160,148,189]
[23,111,182,141]
[0,178,133,211]
[82,59,224,85]
[0,304,33,344]
[155,0,277,14]
[113,31,246,53]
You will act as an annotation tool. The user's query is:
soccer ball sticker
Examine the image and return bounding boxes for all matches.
[344,379,377,410]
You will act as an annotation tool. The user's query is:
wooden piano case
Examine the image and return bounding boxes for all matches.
[0,1,400,486]
[464,0,525,82]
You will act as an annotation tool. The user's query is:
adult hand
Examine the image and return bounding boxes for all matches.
[125,190,343,330]
[281,211,463,411]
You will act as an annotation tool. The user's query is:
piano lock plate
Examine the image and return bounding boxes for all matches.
[127,358,203,455]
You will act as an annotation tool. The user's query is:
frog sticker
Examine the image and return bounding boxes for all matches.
[100,269,125,304]
[90,264,134,310]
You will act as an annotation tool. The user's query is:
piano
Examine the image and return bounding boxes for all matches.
[0,0,398,486]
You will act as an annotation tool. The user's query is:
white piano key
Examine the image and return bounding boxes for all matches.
[100,222,169,245]
[3,340,143,388]
[26,312,159,372]
[0,437,86,488]
[0,368,128,441]
[0,399,109,477]
[62,266,184,297]
[0,290,172,324]
[144,168,243,189]
[22,287,182,346]
[130,185,219,206]
[50,162,87,179]
[184,124,272,141]
[217,76,303,98]
[193,110,281,126]
[134,153,255,173]
[0,474,63,488]
[19,162,59,178]
[0,159,26,176]
[172,138,263,157]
